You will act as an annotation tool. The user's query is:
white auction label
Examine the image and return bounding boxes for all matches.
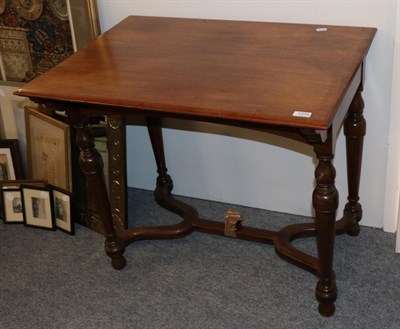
[40,191,49,198]
[6,192,14,201]
[293,111,312,118]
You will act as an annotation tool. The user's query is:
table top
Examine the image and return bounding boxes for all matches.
[16,16,376,130]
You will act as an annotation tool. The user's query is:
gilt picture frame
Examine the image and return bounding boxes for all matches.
[68,0,101,51]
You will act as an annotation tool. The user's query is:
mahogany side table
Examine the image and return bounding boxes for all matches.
[16,16,376,316]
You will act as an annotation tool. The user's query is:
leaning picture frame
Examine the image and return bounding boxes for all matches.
[25,107,72,192]
[68,0,101,51]
[0,139,24,180]
[49,184,74,235]
[1,188,23,223]
[21,184,55,230]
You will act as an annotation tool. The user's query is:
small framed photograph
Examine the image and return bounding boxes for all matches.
[49,185,74,235]
[1,188,23,223]
[25,106,71,191]
[21,185,55,230]
[0,139,24,180]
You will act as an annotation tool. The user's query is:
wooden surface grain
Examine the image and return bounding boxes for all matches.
[16,16,376,129]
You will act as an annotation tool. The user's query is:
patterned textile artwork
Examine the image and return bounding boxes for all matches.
[0,0,73,82]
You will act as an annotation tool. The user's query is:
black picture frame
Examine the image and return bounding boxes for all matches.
[0,180,47,219]
[0,139,24,180]
[21,184,55,230]
[49,184,74,235]
[1,188,23,223]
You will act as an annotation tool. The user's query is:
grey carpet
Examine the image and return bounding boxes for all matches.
[0,188,399,329]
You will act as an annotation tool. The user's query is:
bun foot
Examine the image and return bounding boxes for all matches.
[347,222,360,236]
[106,238,126,270]
[316,276,337,317]
[111,256,127,270]
[318,301,335,317]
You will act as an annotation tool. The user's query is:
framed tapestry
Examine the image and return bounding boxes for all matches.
[0,0,100,83]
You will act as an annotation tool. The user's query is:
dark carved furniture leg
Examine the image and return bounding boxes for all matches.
[74,119,126,270]
[145,116,174,195]
[344,87,366,236]
[313,135,338,317]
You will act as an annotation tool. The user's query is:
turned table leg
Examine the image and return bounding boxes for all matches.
[74,119,126,270]
[344,87,366,236]
[146,116,174,194]
[313,136,338,316]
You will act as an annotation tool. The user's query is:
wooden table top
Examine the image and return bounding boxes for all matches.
[16,16,376,130]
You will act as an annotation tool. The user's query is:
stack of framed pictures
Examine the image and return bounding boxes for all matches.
[0,120,73,234]
[1,180,74,235]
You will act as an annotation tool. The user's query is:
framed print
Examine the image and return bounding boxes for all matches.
[25,106,72,191]
[1,188,23,223]
[21,185,54,230]
[49,184,74,235]
[0,139,24,180]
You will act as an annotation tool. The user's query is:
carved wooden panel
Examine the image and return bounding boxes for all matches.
[73,115,127,234]
[107,115,127,232]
